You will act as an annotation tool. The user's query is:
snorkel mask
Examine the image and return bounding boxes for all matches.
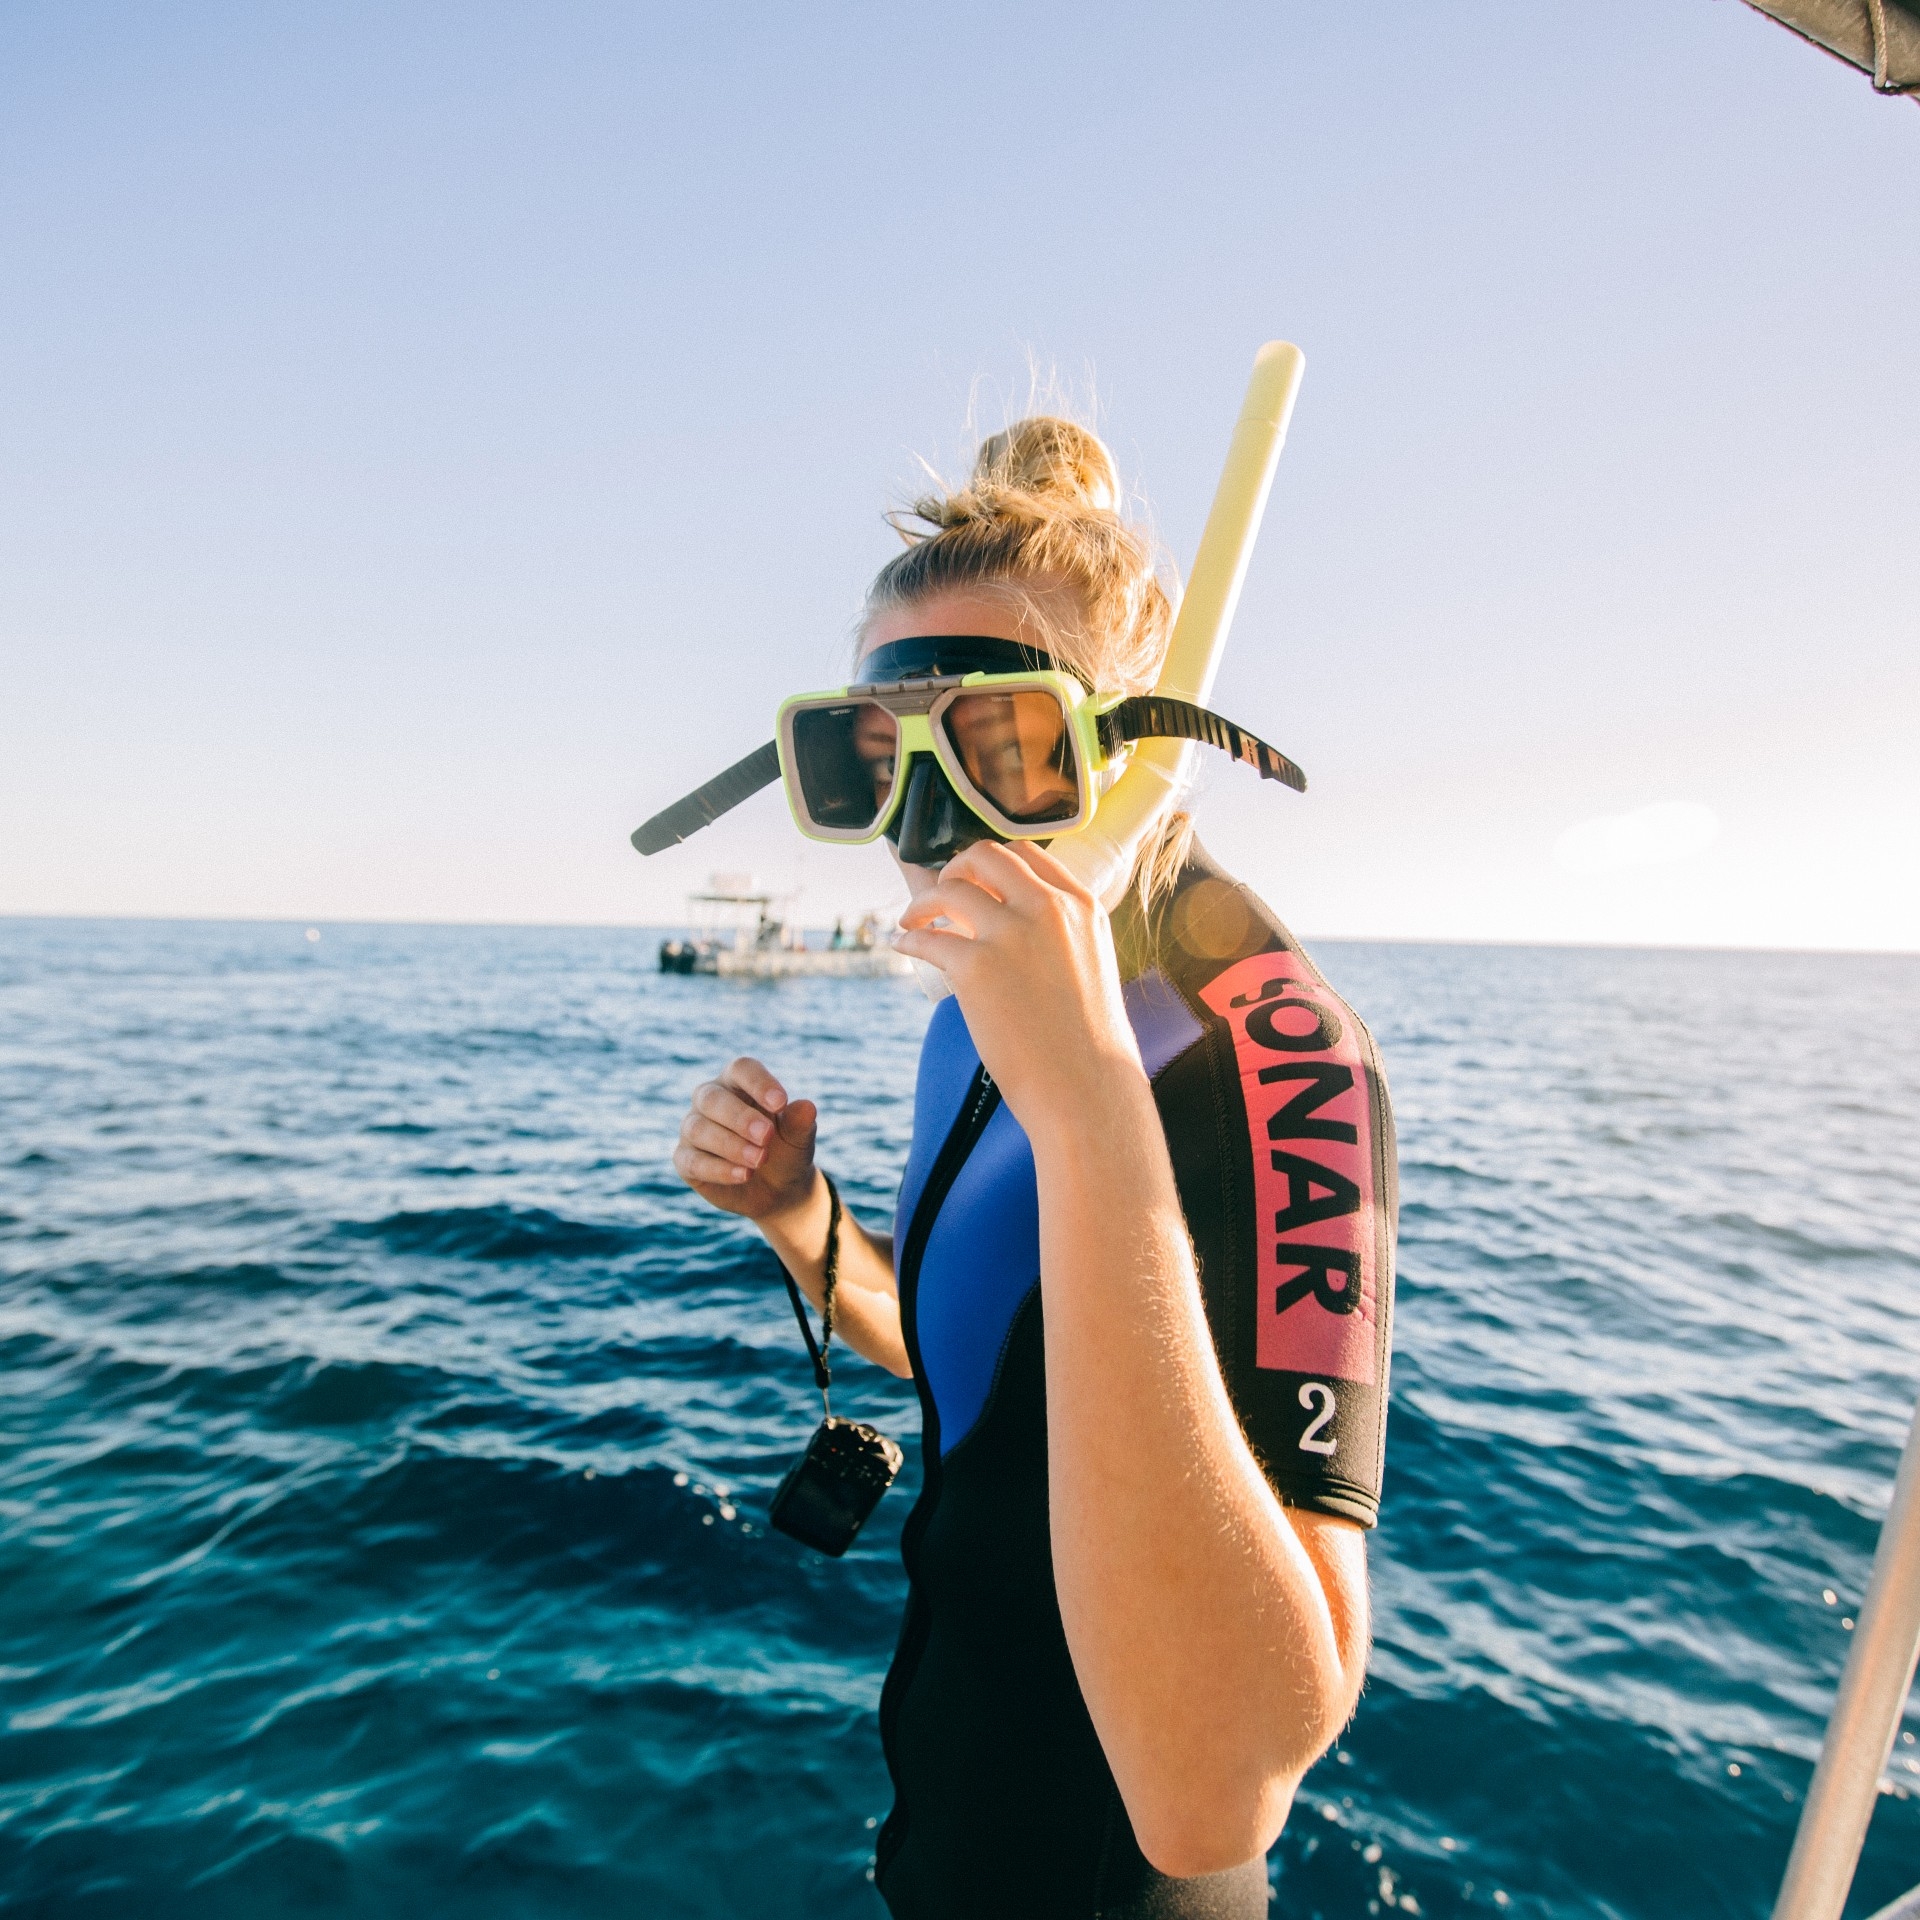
[631,343,1310,901]
[631,633,1304,869]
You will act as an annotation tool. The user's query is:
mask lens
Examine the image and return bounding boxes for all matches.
[790,702,899,831]
[940,689,1081,825]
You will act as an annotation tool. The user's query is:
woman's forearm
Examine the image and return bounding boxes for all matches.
[1031,1062,1367,1876]
[757,1169,910,1379]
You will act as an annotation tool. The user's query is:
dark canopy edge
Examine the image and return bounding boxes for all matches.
[1743,0,1920,96]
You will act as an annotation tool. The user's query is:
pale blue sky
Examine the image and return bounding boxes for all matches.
[2,1,1915,947]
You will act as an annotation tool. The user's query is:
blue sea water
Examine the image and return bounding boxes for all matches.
[2,918,1918,1920]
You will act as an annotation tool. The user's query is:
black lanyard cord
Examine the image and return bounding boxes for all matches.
[779,1171,842,1417]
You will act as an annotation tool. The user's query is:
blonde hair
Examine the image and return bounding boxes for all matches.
[865,415,1195,917]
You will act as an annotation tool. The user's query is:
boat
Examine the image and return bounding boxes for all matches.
[657,877,914,979]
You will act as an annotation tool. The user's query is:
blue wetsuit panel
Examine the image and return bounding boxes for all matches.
[1123,967,1204,1078]
[899,976,1206,1459]
[897,996,1039,1459]
[894,996,981,1256]
[915,1097,1040,1457]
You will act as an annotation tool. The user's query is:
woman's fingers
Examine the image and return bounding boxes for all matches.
[674,1140,752,1187]
[897,839,1031,930]
[944,839,1059,912]
[682,1111,765,1169]
[897,871,1018,940]
[723,1056,788,1114]
[999,837,1097,905]
[924,840,1093,926]
[693,1078,776,1148]
[896,842,1088,962]
[896,897,962,938]
[675,1060,817,1210]
[892,925,972,975]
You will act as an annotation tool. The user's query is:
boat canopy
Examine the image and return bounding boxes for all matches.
[1744,0,1920,95]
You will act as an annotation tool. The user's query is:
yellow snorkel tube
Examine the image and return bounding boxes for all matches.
[1049,341,1306,908]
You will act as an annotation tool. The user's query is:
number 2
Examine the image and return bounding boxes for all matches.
[1298,1382,1337,1455]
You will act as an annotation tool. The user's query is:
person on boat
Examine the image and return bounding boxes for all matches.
[671,418,1396,1920]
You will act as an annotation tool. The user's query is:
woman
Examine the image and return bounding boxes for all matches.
[673,418,1396,1919]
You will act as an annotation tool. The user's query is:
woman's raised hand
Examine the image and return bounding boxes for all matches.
[892,842,1145,1129]
[674,1057,819,1223]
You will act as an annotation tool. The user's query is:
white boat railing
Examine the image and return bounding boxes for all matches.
[1772,1390,1920,1920]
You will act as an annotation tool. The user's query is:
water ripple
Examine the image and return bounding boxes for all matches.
[0,920,1916,1917]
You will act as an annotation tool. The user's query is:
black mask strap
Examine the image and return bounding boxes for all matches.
[630,740,781,855]
[855,634,1086,687]
[1097,697,1307,793]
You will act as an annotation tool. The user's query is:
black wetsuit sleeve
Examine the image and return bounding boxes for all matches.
[1146,851,1397,1528]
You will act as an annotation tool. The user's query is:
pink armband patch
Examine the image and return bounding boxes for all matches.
[1199,954,1381,1385]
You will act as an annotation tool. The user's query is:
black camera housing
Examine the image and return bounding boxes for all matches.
[769,1416,904,1557]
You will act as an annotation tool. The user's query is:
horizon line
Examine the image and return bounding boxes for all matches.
[2,910,1916,964]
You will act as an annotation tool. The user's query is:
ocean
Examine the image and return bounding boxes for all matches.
[1,919,1917,1919]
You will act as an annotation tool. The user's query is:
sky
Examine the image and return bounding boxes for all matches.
[2,1,1915,950]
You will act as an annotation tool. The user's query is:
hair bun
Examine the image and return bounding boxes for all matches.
[971,417,1120,514]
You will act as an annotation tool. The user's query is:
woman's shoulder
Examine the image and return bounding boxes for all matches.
[1129,840,1396,1530]
[1121,838,1352,1018]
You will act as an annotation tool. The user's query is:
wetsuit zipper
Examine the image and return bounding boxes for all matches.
[874,1060,1001,1881]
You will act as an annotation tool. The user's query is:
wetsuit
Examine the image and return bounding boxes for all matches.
[875,843,1397,1920]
